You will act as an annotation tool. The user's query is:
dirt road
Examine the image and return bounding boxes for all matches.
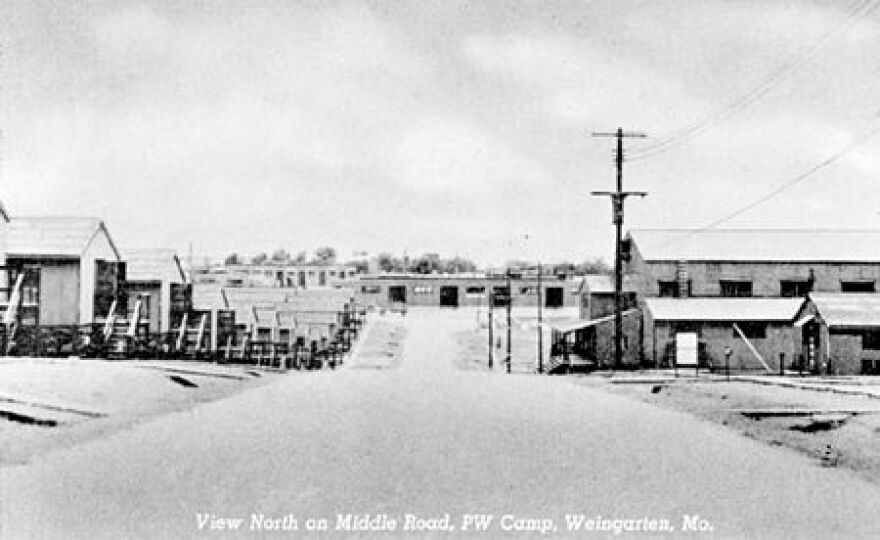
[3,309,880,538]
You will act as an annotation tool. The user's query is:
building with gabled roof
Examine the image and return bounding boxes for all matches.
[6,217,123,325]
[122,249,189,333]
[795,293,880,375]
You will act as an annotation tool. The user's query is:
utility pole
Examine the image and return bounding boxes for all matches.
[488,293,494,369]
[506,269,512,374]
[591,127,647,372]
[537,263,543,374]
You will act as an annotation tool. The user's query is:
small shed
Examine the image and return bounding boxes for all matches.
[6,217,123,325]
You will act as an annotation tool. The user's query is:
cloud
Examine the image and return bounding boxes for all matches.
[391,115,547,193]
[461,33,698,131]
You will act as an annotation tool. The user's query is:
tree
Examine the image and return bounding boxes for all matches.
[445,256,477,273]
[314,246,337,264]
[345,259,369,274]
[224,253,242,265]
[271,249,290,263]
[410,252,441,274]
[376,253,404,272]
[294,251,307,264]
[577,257,612,275]
[251,252,268,265]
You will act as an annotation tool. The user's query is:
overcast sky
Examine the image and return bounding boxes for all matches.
[2,0,880,266]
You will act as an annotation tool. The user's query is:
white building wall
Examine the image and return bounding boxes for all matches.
[79,227,120,324]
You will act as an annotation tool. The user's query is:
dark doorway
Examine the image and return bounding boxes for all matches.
[439,286,459,307]
[802,322,820,373]
[388,286,407,304]
[545,287,564,308]
[491,286,510,307]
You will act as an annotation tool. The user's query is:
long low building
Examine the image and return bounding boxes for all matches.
[643,297,805,372]
[356,273,581,309]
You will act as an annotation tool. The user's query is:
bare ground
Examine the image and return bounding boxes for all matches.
[0,357,283,466]
[582,376,880,485]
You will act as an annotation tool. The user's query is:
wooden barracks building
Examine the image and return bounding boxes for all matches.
[625,229,880,374]
[5,217,124,326]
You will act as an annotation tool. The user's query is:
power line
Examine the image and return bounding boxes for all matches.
[659,123,880,249]
[628,0,880,161]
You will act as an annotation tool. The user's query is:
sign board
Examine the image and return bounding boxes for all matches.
[676,332,698,367]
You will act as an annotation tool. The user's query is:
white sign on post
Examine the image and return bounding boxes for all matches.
[676,332,698,367]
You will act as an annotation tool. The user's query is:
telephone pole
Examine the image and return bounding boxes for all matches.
[506,269,512,374]
[591,127,647,372]
[537,263,543,374]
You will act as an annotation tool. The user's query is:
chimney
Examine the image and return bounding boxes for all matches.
[676,261,689,298]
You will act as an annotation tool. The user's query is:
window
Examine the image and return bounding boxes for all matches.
[841,281,876,293]
[361,285,381,294]
[658,281,678,297]
[862,330,880,350]
[734,322,766,339]
[520,286,536,295]
[492,287,511,307]
[658,280,691,297]
[780,280,810,297]
[720,280,752,297]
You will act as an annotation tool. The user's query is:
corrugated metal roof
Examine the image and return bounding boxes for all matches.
[630,229,880,263]
[123,249,185,283]
[809,293,880,327]
[645,297,804,322]
[7,217,119,258]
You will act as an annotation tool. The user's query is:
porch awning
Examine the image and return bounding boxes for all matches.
[544,309,637,334]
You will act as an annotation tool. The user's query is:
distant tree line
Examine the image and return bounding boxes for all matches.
[222,248,608,276]
[224,246,339,266]
[375,252,478,274]
[504,257,612,275]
